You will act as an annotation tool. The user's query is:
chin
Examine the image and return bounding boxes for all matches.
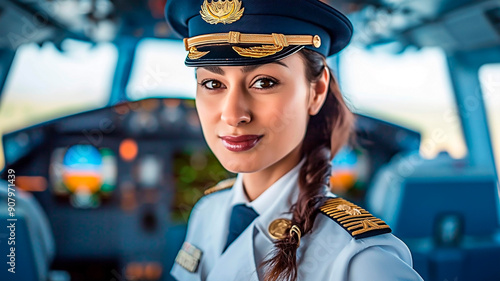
[216,152,264,174]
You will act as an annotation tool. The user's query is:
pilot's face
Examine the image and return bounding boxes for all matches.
[195,52,322,173]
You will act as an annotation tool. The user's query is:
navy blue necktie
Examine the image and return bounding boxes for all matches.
[223,204,259,253]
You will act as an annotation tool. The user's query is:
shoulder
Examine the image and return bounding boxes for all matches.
[305,196,397,254]
[317,197,392,239]
[184,178,235,236]
[305,197,422,280]
[203,177,236,196]
[191,178,235,216]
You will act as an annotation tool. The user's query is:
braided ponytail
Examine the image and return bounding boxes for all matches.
[261,49,355,281]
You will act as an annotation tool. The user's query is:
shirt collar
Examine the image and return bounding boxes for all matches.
[230,157,306,215]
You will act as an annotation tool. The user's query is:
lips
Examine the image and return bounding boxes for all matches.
[219,135,263,152]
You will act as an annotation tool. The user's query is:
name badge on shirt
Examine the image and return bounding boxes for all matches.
[175,242,202,273]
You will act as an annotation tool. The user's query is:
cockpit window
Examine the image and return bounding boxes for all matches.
[0,39,118,134]
[0,40,117,170]
[479,64,500,175]
[126,38,196,101]
[339,46,467,159]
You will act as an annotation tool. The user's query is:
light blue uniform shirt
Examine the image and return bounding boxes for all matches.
[171,159,423,281]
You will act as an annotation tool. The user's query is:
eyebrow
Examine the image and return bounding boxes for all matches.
[241,60,289,73]
[202,66,225,75]
[198,61,289,75]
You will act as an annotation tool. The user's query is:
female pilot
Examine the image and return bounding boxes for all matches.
[165,0,423,280]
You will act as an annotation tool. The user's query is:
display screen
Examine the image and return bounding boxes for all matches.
[50,145,117,208]
[330,146,369,197]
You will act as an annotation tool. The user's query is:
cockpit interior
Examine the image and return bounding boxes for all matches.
[0,0,499,280]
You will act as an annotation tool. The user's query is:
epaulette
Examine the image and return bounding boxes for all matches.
[203,178,236,196]
[319,197,391,239]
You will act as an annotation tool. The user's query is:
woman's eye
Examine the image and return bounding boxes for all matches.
[252,78,277,89]
[202,80,224,89]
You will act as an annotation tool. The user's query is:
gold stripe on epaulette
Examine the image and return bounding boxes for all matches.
[319,197,391,239]
[203,178,236,196]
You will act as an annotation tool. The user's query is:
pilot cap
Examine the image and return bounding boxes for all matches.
[165,0,353,67]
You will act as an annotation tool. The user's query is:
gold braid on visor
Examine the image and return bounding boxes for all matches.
[184,31,322,59]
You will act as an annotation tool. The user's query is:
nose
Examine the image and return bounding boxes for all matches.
[220,86,251,127]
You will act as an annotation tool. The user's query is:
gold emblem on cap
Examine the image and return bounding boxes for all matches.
[313,35,321,48]
[232,33,287,58]
[200,0,245,25]
[188,46,210,59]
[268,218,292,240]
[233,45,284,58]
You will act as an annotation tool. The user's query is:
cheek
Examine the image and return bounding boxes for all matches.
[259,87,309,147]
[195,95,218,142]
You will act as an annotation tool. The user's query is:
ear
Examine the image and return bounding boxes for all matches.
[308,67,330,116]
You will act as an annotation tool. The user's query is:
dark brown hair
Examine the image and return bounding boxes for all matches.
[261,48,355,281]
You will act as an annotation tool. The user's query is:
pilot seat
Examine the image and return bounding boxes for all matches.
[367,152,500,281]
